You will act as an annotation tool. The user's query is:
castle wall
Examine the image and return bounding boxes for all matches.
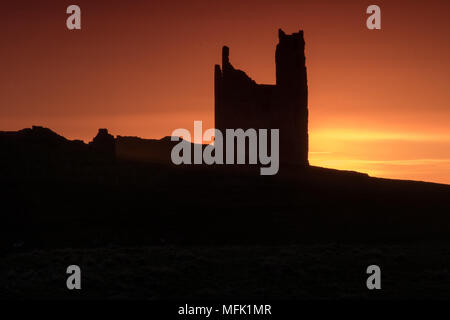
[214,29,309,167]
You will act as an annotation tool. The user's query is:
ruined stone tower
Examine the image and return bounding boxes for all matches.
[214,29,308,167]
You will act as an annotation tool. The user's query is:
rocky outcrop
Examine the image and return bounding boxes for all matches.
[89,128,116,160]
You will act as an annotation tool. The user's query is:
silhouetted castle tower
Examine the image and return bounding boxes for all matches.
[214,29,308,167]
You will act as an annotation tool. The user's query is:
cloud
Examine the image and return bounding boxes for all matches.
[312,130,450,142]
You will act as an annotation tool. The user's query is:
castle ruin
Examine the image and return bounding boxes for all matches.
[214,29,309,167]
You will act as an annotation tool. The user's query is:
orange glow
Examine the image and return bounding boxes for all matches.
[310,128,450,184]
[1,0,449,184]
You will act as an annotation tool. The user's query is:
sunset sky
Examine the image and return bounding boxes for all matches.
[1,0,449,184]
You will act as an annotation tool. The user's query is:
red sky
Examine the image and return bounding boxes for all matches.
[1,0,450,184]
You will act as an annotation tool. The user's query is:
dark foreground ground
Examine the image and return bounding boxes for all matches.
[1,127,450,299]
[1,243,449,299]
